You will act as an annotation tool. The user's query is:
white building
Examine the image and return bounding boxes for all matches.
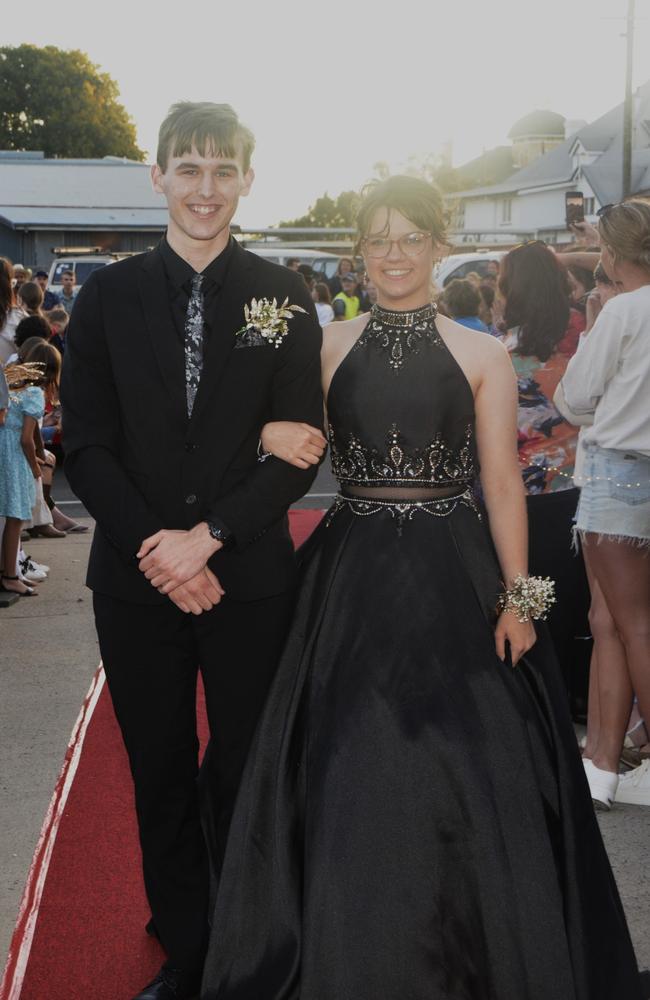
[449,81,650,247]
[0,152,167,267]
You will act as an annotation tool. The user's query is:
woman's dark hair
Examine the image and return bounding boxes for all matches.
[356,175,448,252]
[17,336,49,362]
[479,283,495,309]
[593,261,614,286]
[443,278,481,319]
[0,256,15,329]
[314,281,331,304]
[18,279,44,314]
[15,314,51,349]
[23,339,62,394]
[498,242,571,360]
[567,264,595,295]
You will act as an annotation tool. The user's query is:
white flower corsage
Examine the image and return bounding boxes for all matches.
[236,297,307,349]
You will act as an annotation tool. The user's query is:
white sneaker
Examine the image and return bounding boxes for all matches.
[615,760,650,806]
[583,759,619,810]
[21,568,47,583]
[21,557,49,577]
[29,559,50,574]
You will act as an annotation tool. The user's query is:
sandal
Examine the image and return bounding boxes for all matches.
[1,574,38,597]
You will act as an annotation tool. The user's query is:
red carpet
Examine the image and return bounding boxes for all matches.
[1,509,324,1000]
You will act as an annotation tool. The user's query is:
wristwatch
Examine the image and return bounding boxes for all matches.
[206,520,234,549]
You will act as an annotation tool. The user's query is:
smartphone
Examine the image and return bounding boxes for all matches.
[565,191,585,228]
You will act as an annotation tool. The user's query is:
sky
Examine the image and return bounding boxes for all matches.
[4,0,650,226]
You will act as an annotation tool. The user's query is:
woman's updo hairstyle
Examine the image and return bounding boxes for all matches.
[598,198,650,272]
[355,175,449,254]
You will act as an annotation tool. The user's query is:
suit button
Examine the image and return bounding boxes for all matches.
[185,494,197,505]
[184,442,197,452]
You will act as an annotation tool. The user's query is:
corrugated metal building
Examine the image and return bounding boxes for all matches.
[0,151,167,267]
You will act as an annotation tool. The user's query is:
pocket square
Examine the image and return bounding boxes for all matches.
[233,329,269,349]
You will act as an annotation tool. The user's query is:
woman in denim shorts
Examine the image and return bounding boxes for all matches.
[559,198,650,809]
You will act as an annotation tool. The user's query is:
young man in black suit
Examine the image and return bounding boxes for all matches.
[61,102,325,1000]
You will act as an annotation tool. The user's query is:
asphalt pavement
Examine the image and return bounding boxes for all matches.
[1,465,649,978]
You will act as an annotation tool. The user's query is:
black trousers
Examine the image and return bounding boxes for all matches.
[93,588,296,972]
[527,487,591,713]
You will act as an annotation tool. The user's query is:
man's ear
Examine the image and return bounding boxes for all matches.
[240,167,255,198]
[151,162,165,194]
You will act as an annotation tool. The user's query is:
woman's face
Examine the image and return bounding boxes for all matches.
[568,271,587,302]
[362,207,436,310]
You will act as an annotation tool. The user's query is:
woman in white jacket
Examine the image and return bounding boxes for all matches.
[0,258,25,365]
[558,199,650,809]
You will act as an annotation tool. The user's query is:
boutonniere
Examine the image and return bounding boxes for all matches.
[236,297,306,349]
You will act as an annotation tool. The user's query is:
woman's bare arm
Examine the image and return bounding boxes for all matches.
[472,337,537,664]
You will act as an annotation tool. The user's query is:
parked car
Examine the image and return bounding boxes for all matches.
[433,251,507,289]
[242,246,342,279]
[47,253,119,295]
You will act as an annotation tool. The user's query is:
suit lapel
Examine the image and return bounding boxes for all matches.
[189,243,255,428]
[137,249,187,426]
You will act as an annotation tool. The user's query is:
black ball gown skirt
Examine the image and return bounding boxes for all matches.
[201,500,642,1000]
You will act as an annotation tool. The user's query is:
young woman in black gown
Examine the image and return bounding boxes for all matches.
[200,177,642,1000]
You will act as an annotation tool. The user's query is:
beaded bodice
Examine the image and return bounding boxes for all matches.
[327,303,478,492]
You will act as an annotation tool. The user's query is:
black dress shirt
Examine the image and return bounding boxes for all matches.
[159,234,235,342]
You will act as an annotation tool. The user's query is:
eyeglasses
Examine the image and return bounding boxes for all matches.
[362,232,431,259]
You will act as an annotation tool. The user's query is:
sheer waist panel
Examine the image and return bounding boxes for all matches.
[342,485,469,501]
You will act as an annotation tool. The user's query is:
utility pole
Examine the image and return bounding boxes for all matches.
[622,0,635,199]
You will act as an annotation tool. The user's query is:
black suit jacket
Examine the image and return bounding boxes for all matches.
[61,241,323,604]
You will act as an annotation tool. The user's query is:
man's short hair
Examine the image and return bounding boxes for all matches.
[61,270,74,279]
[286,257,300,268]
[157,102,255,173]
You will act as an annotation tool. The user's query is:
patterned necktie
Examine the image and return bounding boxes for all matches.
[184,273,204,417]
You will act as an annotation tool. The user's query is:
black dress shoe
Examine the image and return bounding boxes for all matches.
[132,965,200,1000]
[640,968,650,999]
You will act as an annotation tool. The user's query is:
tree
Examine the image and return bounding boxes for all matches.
[0,45,145,160]
[279,190,360,231]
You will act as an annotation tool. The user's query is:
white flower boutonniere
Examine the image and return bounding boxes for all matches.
[236,297,307,349]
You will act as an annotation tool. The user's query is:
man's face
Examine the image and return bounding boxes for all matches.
[341,278,357,296]
[151,144,254,249]
[36,275,48,291]
[62,274,75,294]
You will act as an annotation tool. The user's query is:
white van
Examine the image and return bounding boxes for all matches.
[433,251,507,290]
[47,254,119,296]
[242,247,341,279]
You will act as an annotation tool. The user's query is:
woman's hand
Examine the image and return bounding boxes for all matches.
[570,220,600,246]
[261,421,327,469]
[494,611,537,667]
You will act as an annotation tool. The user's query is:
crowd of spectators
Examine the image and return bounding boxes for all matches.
[0,259,86,602]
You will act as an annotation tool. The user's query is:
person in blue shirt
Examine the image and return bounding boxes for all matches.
[34,271,60,311]
[442,277,489,332]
